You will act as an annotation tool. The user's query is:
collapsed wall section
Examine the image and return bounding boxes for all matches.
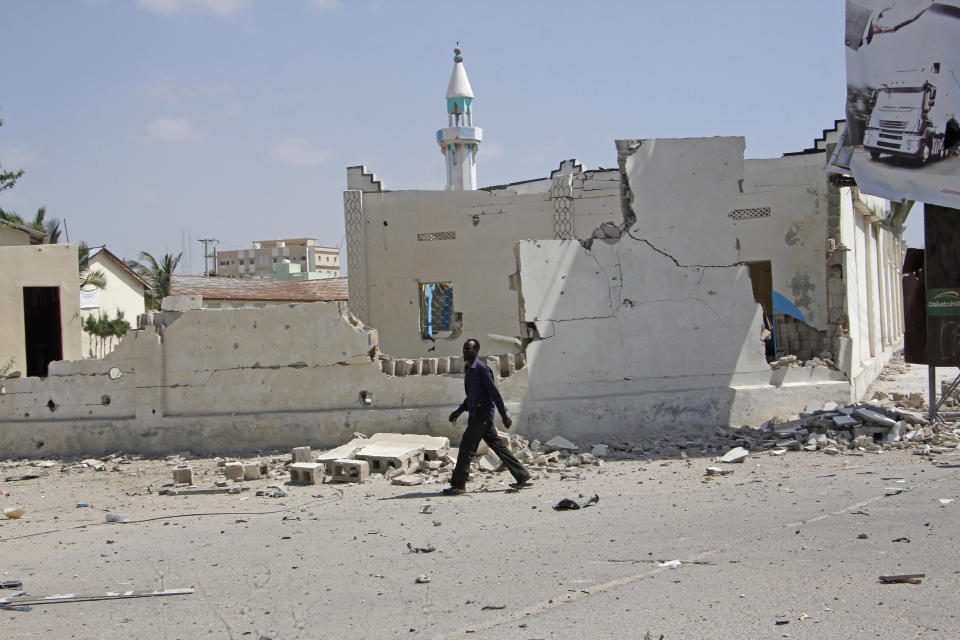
[518,137,849,441]
[0,301,527,458]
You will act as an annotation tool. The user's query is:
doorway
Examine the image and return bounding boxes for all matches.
[23,286,63,377]
[747,261,776,361]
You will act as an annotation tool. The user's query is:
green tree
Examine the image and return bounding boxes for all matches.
[82,310,130,358]
[78,242,107,290]
[131,251,182,310]
[0,110,24,200]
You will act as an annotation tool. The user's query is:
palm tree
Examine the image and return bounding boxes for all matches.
[78,242,106,290]
[132,251,182,310]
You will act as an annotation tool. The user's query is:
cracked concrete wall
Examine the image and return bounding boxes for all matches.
[0,301,527,458]
[737,155,831,331]
[350,167,621,359]
[517,138,849,441]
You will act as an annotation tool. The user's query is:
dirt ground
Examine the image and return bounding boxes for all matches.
[2,358,959,639]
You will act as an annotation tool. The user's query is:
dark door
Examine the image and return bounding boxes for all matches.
[23,286,63,377]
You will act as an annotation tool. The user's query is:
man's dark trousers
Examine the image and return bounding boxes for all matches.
[450,415,528,487]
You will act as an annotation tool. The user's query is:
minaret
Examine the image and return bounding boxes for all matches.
[437,47,482,190]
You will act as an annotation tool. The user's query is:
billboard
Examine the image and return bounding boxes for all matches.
[832,1,960,206]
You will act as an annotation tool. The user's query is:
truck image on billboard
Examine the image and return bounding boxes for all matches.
[862,62,960,164]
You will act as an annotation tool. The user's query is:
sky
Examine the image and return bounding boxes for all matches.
[0,0,925,274]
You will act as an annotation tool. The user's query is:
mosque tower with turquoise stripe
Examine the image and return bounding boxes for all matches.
[437,47,482,190]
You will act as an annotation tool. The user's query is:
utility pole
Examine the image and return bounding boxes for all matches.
[198,238,219,276]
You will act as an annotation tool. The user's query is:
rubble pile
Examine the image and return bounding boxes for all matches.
[295,431,606,486]
[760,400,960,455]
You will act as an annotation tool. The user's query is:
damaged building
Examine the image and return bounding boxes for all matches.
[0,51,905,457]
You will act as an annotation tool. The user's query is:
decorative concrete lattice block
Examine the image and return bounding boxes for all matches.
[331,459,369,483]
[289,462,324,485]
[437,357,450,374]
[422,358,438,375]
[449,356,463,374]
[224,462,244,481]
[291,446,313,463]
[484,357,500,378]
[380,359,395,375]
[173,466,194,484]
[355,443,424,474]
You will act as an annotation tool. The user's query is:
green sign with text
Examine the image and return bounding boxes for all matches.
[927,288,960,317]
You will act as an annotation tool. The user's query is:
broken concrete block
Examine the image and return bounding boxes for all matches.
[172,467,194,484]
[224,462,244,481]
[355,442,424,474]
[476,430,510,456]
[289,462,324,485]
[395,359,412,376]
[833,415,859,428]
[853,408,897,428]
[380,359,395,375]
[391,474,424,486]
[442,453,456,467]
[591,444,610,457]
[368,433,450,461]
[242,463,266,481]
[317,437,370,472]
[291,446,313,463]
[419,459,442,471]
[409,359,422,375]
[719,447,749,463]
[331,459,369,483]
[544,436,579,452]
[479,453,502,472]
[385,467,405,480]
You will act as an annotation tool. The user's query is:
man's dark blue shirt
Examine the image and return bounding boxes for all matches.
[457,358,508,422]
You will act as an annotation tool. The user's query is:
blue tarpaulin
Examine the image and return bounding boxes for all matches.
[772,290,807,324]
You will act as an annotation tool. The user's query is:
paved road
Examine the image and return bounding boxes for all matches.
[1,446,959,640]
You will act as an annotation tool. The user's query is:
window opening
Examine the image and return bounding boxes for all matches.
[419,283,453,339]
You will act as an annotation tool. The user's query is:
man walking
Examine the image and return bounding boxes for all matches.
[442,338,531,495]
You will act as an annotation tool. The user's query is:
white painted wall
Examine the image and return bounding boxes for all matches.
[80,252,146,358]
[738,155,831,328]
[347,169,620,359]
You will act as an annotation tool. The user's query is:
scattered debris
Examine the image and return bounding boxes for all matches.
[719,447,749,463]
[0,587,194,607]
[104,513,128,523]
[658,560,682,569]
[481,604,506,610]
[414,575,431,584]
[406,543,436,553]
[2,507,25,519]
[553,494,599,511]
[705,467,734,477]
[879,573,924,584]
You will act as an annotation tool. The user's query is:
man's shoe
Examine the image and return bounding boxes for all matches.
[510,472,532,488]
[441,486,466,496]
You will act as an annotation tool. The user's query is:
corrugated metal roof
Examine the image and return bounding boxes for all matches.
[171,275,348,302]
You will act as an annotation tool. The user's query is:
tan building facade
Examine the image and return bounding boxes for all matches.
[217,238,340,279]
[0,242,82,377]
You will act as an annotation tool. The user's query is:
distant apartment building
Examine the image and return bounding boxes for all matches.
[217,239,340,278]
